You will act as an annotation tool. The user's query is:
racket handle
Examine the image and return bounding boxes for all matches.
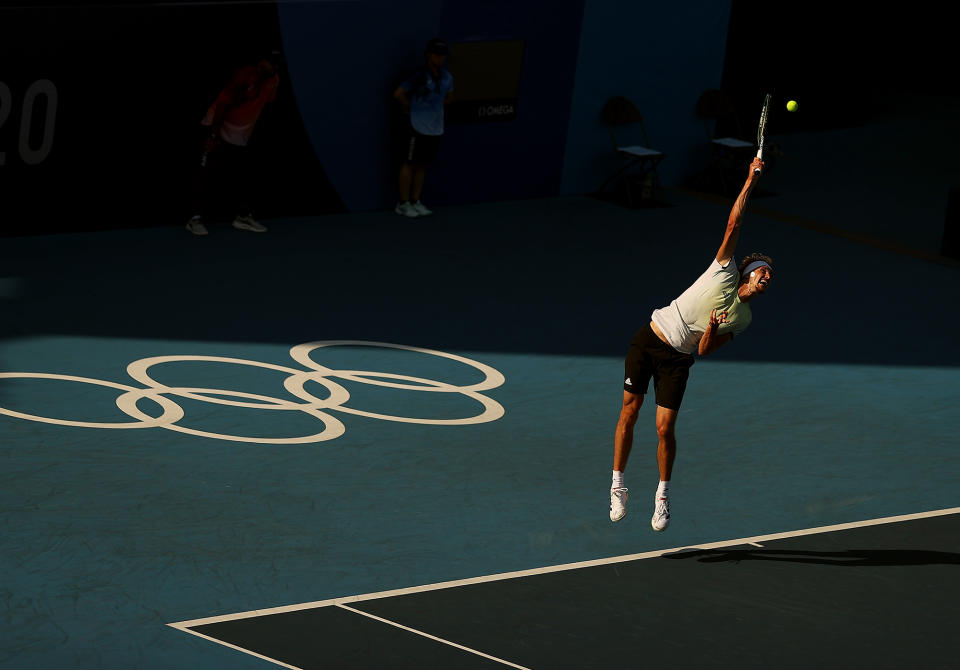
[754,147,763,172]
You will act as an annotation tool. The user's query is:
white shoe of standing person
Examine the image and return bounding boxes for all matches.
[185,216,208,236]
[610,487,628,522]
[232,215,267,232]
[395,202,419,218]
[411,200,433,216]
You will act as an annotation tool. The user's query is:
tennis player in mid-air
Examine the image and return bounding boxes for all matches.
[609,157,774,531]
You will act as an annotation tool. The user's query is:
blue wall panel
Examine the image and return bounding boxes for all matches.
[431,0,585,205]
[279,0,586,211]
[561,1,732,194]
[278,0,444,213]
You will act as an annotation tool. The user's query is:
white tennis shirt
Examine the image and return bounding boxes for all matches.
[651,257,752,354]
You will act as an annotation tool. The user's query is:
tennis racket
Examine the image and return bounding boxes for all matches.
[754,93,771,173]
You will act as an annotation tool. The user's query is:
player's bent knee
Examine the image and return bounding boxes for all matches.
[619,408,639,428]
[656,422,675,440]
[619,406,641,429]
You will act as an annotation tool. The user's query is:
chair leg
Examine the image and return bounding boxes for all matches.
[616,154,638,208]
[652,162,664,201]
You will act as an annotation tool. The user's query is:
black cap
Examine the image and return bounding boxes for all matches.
[426,38,449,56]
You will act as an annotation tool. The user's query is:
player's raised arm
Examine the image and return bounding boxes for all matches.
[716,158,763,266]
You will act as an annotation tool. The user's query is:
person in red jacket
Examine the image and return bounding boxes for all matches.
[186,51,281,235]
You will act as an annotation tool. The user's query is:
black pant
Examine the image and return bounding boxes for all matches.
[190,139,254,219]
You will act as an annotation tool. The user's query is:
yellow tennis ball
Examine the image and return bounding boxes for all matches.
[786,100,798,112]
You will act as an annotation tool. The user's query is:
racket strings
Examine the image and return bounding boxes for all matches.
[756,94,771,147]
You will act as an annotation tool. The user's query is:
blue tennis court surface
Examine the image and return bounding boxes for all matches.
[2,130,959,668]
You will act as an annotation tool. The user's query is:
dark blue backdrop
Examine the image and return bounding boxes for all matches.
[0,0,738,232]
[278,0,586,211]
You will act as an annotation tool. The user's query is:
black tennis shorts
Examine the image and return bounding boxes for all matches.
[404,128,441,165]
[623,323,695,411]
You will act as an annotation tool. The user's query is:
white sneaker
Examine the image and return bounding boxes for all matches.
[232,215,267,232]
[411,200,433,216]
[610,487,628,522]
[651,494,670,531]
[395,202,419,218]
[185,216,208,236]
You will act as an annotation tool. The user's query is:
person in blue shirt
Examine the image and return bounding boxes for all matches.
[392,38,454,218]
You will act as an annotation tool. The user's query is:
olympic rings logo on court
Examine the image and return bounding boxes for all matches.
[0,341,506,444]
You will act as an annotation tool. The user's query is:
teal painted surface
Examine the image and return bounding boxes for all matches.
[1,335,958,668]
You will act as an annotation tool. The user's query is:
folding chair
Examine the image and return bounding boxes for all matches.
[597,96,665,207]
[695,88,755,194]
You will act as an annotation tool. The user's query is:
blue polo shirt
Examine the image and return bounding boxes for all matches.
[401,69,454,136]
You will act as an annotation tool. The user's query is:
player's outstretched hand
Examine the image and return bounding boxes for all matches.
[749,157,764,177]
[709,309,729,328]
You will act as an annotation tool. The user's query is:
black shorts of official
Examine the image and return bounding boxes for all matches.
[404,127,441,165]
[623,323,695,411]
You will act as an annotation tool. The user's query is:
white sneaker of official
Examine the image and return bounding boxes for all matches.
[411,200,433,216]
[232,215,267,232]
[610,487,628,522]
[395,202,420,218]
[651,494,670,531]
[185,216,208,236]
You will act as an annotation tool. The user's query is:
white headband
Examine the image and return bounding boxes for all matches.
[743,261,772,276]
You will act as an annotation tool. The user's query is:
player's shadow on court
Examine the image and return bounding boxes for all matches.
[663,548,960,567]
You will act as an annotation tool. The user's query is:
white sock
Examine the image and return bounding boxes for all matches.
[612,470,624,490]
[656,480,670,498]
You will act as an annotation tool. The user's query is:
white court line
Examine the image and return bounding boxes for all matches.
[747,542,764,548]
[336,604,531,670]
[170,505,960,631]
[170,626,303,670]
